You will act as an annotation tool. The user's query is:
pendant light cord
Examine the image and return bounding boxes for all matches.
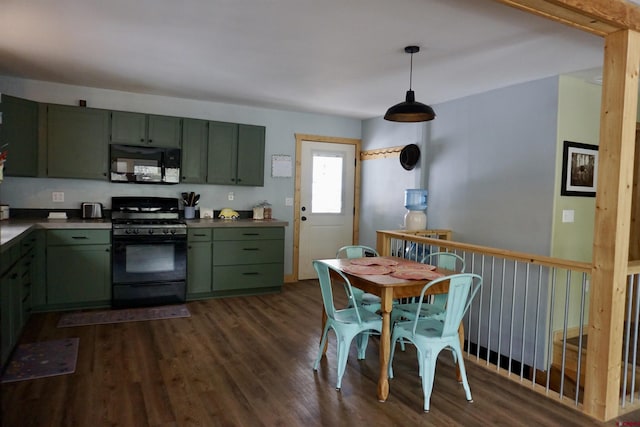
[409,52,413,91]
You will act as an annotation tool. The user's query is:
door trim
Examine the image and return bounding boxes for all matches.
[291,133,362,281]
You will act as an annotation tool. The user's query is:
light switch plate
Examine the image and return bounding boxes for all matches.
[562,209,574,223]
[285,197,293,206]
[228,192,234,201]
[52,191,64,203]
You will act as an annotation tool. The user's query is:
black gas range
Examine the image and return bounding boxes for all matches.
[111,197,187,308]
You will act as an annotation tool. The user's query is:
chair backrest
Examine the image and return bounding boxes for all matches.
[421,251,465,273]
[410,273,482,338]
[313,260,363,324]
[336,245,379,259]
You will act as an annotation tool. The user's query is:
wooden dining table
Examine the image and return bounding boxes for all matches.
[319,256,461,402]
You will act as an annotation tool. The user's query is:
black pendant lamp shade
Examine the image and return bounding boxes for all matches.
[384,46,436,123]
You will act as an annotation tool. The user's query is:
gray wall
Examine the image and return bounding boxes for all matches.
[359,119,428,249]
[426,76,558,254]
[361,77,558,255]
[0,76,363,276]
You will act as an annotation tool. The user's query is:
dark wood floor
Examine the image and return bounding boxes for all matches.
[2,280,638,426]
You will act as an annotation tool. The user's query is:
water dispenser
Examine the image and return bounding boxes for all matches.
[404,189,427,230]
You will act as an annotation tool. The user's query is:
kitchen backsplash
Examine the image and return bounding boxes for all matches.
[0,176,274,213]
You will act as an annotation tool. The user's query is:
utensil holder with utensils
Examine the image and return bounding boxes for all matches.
[182,192,199,219]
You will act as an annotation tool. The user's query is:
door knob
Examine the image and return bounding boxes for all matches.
[301,216,307,221]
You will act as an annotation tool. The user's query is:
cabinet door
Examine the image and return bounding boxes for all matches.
[207,121,238,184]
[181,119,208,183]
[0,95,39,177]
[47,105,109,179]
[187,241,212,295]
[110,111,147,145]
[236,124,265,186]
[0,264,20,366]
[46,244,111,305]
[148,115,181,148]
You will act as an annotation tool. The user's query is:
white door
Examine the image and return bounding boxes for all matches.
[298,140,356,279]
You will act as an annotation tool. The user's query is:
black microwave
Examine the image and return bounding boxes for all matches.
[110,144,181,184]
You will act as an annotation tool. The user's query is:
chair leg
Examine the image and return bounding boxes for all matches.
[313,324,330,370]
[453,345,473,403]
[421,348,437,412]
[335,337,350,390]
[356,332,369,359]
[388,334,398,379]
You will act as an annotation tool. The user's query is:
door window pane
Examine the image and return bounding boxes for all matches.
[312,153,343,213]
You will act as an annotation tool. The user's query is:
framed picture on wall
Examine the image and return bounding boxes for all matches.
[561,140,598,197]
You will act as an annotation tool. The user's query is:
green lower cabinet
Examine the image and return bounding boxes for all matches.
[46,230,111,308]
[211,227,284,296]
[187,241,213,297]
[1,263,21,367]
[212,264,284,291]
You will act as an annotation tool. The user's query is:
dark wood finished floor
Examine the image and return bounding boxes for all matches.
[2,280,638,426]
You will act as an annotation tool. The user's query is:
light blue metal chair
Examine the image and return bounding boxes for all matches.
[312,260,383,390]
[388,273,482,412]
[393,252,466,322]
[335,245,382,313]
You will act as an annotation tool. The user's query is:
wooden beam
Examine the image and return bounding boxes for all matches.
[494,0,640,36]
[584,29,640,421]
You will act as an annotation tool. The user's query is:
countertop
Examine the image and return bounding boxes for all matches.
[0,218,288,248]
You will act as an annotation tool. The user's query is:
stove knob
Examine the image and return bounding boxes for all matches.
[125,229,132,235]
[148,229,154,235]
[162,229,169,234]
[170,229,176,235]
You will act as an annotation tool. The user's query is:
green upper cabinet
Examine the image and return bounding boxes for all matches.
[236,124,265,186]
[47,104,109,180]
[207,121,265,186]
[0,94,39,177]
[110,111,181,147]
[181,118,208,183]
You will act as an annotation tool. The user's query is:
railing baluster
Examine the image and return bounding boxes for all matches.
[520,263,530,380]
[532,264,543,389]
[559,270,572,400]
[508,261,518,376]
[497,259,506,372]
[575,273,587,405]
[631,275,640,403]
[546,268,557,394]
[487,257,495,367]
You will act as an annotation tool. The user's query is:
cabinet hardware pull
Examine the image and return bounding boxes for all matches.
[242,233,259,236]
[71,236,89,239]
[242,248,259,251]
[194,234,207,237]
[242,272,259,275]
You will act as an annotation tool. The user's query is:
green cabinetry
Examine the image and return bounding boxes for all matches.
[45,229,111,308]
[111,111,181,147]
[212,227,283,296]
[208,122,265,186]
[0,230,39,367]
[187,228,212,297]
[181,118,209,183]
[0,94,39,177]
[47,104,110,180]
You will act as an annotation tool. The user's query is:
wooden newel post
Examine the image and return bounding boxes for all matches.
[585,29,640,421]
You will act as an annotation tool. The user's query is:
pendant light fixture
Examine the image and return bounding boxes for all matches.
[384,46,436,122]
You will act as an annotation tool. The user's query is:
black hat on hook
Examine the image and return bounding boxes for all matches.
[384,46,436,123]
[400,144,421,170]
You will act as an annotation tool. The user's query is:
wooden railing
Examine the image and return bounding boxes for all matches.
[376,229,640,419]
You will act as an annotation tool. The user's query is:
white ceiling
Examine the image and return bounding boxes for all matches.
[0,0,617,119]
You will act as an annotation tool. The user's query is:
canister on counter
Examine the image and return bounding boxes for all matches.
[263,201,272,220]
[252,204,264,220]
